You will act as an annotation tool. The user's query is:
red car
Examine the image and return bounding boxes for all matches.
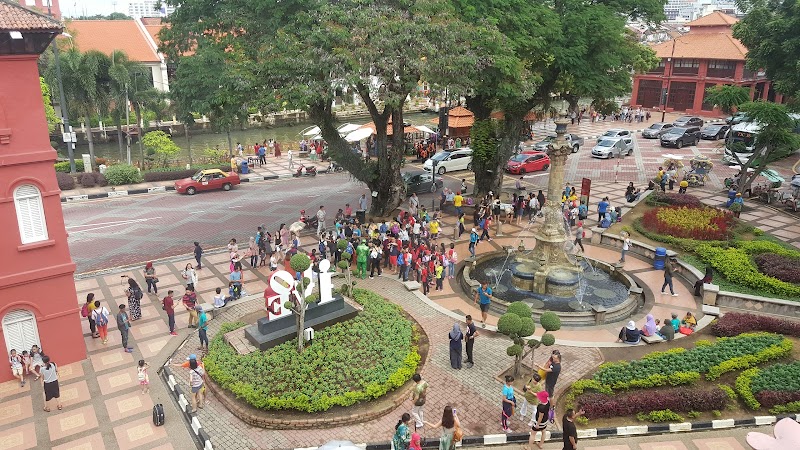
[174,169,241,195]
[505,151,550,174]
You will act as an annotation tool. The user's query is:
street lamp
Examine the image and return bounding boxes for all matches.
[431,160,438,211]
[48,1,76,173]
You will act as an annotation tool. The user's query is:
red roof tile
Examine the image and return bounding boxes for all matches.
[0,0,62,31]
[686,11,739,27]
[651,32,748,61]
[65,19,159,63]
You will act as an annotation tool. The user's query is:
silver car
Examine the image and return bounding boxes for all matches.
[641,122,674,139]
[591,137,633,159]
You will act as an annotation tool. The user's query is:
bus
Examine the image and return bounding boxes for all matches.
[722,114,800,166]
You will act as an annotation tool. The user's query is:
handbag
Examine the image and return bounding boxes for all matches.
[537,368,547,380]
[453,425,463,442]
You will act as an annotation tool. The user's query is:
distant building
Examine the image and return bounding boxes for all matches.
[15,0,60,18]
[127,0,175,19]
[631,12,784,117]
[665,0,740,22]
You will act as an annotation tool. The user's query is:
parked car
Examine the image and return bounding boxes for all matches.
[700,124,730,140]
[402,170,443,195]
[591,137,633,159]
[596,128,631,143]
[673,116,704,128]
[175,169,241,195]
[505,151,551,174]
[532,133,584,153]
[659,126,701,148]
[422,148,473,174]
[641,122,674,139]
[725,112,750,125]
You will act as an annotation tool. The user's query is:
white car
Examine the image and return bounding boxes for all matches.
[423,148,473,174]
[596,128,632,143]
[591,137,633,159]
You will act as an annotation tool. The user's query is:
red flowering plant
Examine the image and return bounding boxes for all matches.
[642,206,733,241]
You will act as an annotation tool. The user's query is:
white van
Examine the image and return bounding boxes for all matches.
[423,148,473,174]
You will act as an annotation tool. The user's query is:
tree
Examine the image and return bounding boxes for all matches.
[734,0,800,104]
[336,239,354,296]
[497,302,561,377]
[40,77,60,134]
[728,101,800,193]
[704,85,751,115]
[108,50,154,163]
[142,131,180,167]
[284,253,321,353]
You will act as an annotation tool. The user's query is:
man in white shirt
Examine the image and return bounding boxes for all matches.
[316,206,326,236]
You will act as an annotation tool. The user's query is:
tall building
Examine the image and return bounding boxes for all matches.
[631,12,783,117]
[128,0,175,19]
[0,0,86,381]
[15,0,60,18]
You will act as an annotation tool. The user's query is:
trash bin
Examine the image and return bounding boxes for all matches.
[356,209,366,224]
[654,247,667,270]
[240,160,249,174]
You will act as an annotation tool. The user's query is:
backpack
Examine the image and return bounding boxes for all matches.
[81,303,89,318]
[95,308,109,327]
[478,218,485,229]
[133,288,143,301]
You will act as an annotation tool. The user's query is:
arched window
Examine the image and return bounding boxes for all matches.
[3,309,40,355]
[14,184,48,244]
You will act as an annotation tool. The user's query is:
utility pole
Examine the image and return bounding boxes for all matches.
[125,84,131,164]
[48,1,76,173]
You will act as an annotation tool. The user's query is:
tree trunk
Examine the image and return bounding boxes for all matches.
[186,123,192,167]
[116,121,124,161]
[296,304,306,353]
[226,128,233,158]
[472,113,524,198]
[84,112,96,172]
[135,106,145,168]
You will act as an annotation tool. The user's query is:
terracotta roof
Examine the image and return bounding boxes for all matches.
[686,11,738,27]
[360,121,424,136]
[0,0,62,31]
[139,17,163,26]
[651,32,748,60]
[144,24,163,45]
[448,106,473,117]
[65,20,160,63]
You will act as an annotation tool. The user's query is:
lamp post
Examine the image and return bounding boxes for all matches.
[431,160,438,211]
[48,1,76,173]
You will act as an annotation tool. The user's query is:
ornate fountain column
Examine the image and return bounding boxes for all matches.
[513,119,580,294]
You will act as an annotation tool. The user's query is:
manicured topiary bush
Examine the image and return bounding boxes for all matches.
[636,409,684,423]
[93,172,108,187]
[79,172,96,187]
[104,164,142,185]
[204,288,419,412]
[579,386,728,419]
[711,312,800,338]
[695,244,800,298]
[754,253,800,283]
[646,191,703,208]
[54,160,84,173]
[55,172,75,190]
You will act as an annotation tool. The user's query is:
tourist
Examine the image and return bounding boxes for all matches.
[409,432,422,450]
[679,179,689,194]
[29,345,43,380]
[619,231,631,264]
[468,228,479,258]
[501,375,516,433]
[424,405,460,450]
[117,304,133,353]
[40,355,62,412]
[197,306,209,353]
[474,280,493,328]
[449,323,463,370]
[464,315,477,368]
[446,243,458,279]
[357,239,369,279]
[360,193,369,211]
[9,349,24,387]
[529,390,550,449]
[183,287,199,328]
[480,214,492,241]
[661,257,678,296]
[92,300,110,344]
[597,197,609,222]
[144,262,158,294]
[182,263,199,291]
[573,222,585,252]
[248,237,259,267]
[137,359,150,394]
[461,179,468,194]
[20,351,30,378]
[369,243,382,279]
[453,191,463,217]
[393,413,412,450]
[694,267,713,297]
[213,287,230,309]
[618,320,642,344]
[83,293,99,338]
[457,213,466,238]
[187,357,206,413]
[641,314,658,337]
[411,373,428,431]
[671,313,681,332]
[435,260,444,290]
[230,263,243,299]
[317,205,327,236]
[682,311,697,330]
[537,350,562,398]
[520,373,543,423]
[562,408,585,450]
[193,241,203,269]
[125,278,143,321]
[659,317,675,341]
[409,193,419,217]
[162,290,176,336]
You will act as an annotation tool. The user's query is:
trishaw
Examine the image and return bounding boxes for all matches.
[684,155,713,187]
[747,169,786,204]
[782,175,800,212]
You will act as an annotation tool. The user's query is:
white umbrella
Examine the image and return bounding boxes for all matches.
[337,123,362,134]
[344,127,374,143]
[413,125,437,135]
[302,126,321,136]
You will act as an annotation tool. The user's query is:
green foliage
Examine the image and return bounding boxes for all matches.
[735,368,762,410]
[54,160,84,173]
[712,409,722,417]
[574,416,589,426]
[695,243,800,299]
[290,253,312,273]
[40,77,60,133]
[103,164,142,185]
[142,131,181,167]
[769,401,800,415]
[687,410,701,418]
[540,333,556,346]
[337,239,349,251]
[636,409,684,423]
[539,311,561,332]
[751,362,800,393]
[506,301,532,318]
[703,85,751,114]
[205,289,419,412]
[507,344,523,357]
[593,333,790,388]
[718,384,738,402]
[497,314,522,335]
[563,379,613,409]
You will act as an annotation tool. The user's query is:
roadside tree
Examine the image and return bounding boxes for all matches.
[704,85,751,115]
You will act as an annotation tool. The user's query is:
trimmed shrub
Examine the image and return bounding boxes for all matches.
[754,253,800,283]
[711,312,800,338]
[142,165,231,183]
[770,401,800,414]
[55,172,75,190]
[735,368,761,409]
[578,386,728,419]
[642,206,732,241]
[54,160,84,173]
[93,172,108,187]
[756,391,800,408]
[636,409,684,423]
[104,164,142,185]
[694,244,800,298]
[79,172,96,187]
[646,191,703,208]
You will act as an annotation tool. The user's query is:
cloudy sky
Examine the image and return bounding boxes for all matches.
[63,0,134,17]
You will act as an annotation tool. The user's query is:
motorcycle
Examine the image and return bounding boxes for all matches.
[299,211,319,230]
[326,161,344,173]
[293,164,317,177]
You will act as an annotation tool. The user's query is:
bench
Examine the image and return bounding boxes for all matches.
[403,281,421,291]
[199,302,215,319]
[642,334,665,344]
[702,304,721,316]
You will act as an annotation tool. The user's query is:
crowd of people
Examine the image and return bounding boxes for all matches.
[618,311,700,344]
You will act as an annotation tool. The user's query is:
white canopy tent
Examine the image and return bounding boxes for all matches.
[337,123,362,134]
[344,127,374,143]
[302,126,321,136]
[412,125,437,135]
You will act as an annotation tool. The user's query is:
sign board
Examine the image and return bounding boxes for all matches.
[264,259,335,321]
[580,177,591,208]
[81,154,92,172]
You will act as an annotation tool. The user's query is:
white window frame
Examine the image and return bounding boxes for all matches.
[13,184,49,244]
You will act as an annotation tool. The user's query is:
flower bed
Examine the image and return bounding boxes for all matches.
[695,244,800,298]
[645,191,703,208]
[205,289,419,412]
[712,312,800,338]
[737,362,800,412]
[592,333,791,389]
[578,386,728,419]
[755,253,800,283]
[642,206,732,241]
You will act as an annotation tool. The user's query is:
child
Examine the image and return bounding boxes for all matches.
[269,254,278,272]
[137,360,150,394]
[9,349,24,387]
[409,432,422,450]
[20,350,30,376]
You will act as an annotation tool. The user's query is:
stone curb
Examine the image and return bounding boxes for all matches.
[59,171,313,203]
[160,365,214,450]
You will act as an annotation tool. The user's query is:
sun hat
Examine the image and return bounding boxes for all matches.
[537,390,549,403]
[626,320,636,331]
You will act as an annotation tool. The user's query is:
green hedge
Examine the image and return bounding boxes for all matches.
[205,288,420,412]
[104,164,143,185]
[55,160,84,173]
[694,244,800,298]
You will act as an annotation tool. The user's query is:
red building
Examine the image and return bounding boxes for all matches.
[631,11,784,116]
[0,0,85,381]
[15,0,60,19]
